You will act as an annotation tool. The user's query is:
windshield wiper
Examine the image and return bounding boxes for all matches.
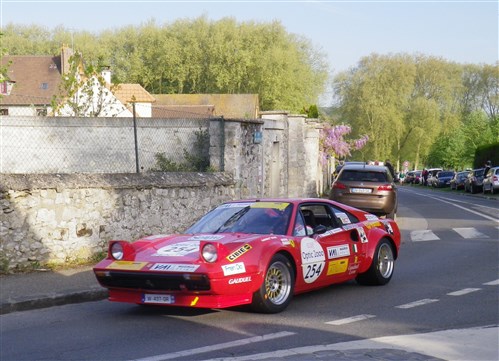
[214,206,250,233]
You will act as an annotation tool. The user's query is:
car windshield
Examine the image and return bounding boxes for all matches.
[339,170,388,182]
[439,172,454,177]
[186,201,293,235]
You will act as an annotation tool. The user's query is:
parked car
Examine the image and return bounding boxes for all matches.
[93,198,401,313]
[450,171,468,190]
[464,168,485,194]
[426,168,443,187]
[482,166,499,194]
[329,164,397,219]
[404,171,415,184]
[413,170,422,184]
[431,170,455,188]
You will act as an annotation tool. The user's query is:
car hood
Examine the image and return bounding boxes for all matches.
[130,233,266,262]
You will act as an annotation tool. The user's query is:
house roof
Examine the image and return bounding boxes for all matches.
[151,105,215,118]
[152,94,260,119]
[1,55,62,105]
[112,84,156,104]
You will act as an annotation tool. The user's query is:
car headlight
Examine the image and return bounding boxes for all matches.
[110,242,124,260]
[202,243,218,263]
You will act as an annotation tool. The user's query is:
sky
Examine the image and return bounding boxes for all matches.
[1,0,498,89]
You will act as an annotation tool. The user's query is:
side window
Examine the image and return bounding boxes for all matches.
[293,212,310,236]
[329,204,359,225]
[299,204,339,231]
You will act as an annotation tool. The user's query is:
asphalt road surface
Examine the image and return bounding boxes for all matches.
[1,186,498,361]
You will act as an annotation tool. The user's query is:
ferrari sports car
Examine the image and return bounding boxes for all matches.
[94,198,401,313]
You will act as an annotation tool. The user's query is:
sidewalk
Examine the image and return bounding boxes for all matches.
[0,265,107,315]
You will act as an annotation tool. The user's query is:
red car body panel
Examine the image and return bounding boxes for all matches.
[93,198,401,310]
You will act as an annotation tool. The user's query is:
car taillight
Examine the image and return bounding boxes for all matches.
[378,184,393,191]
[493,176,498,181]
[333,182,347,190]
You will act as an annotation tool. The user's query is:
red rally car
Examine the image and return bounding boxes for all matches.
[94,198,401,313]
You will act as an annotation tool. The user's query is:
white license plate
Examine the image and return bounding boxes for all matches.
[351,188,372,194]
[142,294,175,304]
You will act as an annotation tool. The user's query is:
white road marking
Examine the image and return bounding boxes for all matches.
[447,288,482,296]
[129,331,295,361]
[396,299,439,309]
[201,326,499,361]
[325,314,376,325]
[484,279,499,286]
[410,230,439,241]
[453,227,489,239]
[399,188,499,223]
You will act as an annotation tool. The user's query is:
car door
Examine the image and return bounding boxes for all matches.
[293,202,361,291]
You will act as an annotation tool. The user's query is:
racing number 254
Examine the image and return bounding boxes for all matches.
[304,263,323,280]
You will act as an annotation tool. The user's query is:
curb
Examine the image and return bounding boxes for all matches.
[0,289,108,315]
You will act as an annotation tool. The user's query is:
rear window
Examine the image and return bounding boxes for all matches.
[339,170,388,182]
[439,172,454,177]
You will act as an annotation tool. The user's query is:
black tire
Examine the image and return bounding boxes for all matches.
[470,184,476,194]
[356,239,395,286]
[251,254,294,313]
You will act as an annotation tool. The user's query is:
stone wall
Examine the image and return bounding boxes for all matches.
[0,173,235,272]
[0,112,325,272]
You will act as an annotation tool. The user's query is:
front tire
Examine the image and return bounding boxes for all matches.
[356,239,395,286]
[251,254,294,313]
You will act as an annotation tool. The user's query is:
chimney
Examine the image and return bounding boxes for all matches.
[101,66,112,84]
[61,45,74,74]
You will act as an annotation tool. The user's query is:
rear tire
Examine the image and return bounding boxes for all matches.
[251,254,294,313]
[356,239,395,286]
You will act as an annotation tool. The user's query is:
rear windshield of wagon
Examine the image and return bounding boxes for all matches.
[339,170,388,183]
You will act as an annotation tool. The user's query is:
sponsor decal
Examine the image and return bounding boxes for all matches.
[336,212,351,225]
[365,221,381,229]
[317,228,343,239]
[188,235,224,241]
[150,263,200,272]
[154,241,200,256]
[384,222,394,235]
[143,234,170,240]
[327,244,351,259]
[227,244,252,262]
[365,214,379,221]
[228,276,252,284]
[261,236,278,242]
[352,244,358,253]
[348,263,360,275]
[250,202,290,210]
[343,224,360,231]
[327,259,349,275]
[106,261,148,270]
[300,237,326,283]
[357,228,368,243]
[222,262,246,276]
[281,238,296,247]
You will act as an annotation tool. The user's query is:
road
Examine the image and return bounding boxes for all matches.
[1,186,498,361]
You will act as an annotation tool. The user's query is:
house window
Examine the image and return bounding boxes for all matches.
[0,82,7,95]
[36,108,47,116]
[40,83,48,90]
[0,108,9,115]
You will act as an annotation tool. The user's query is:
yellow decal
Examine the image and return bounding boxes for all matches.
[327,259,349,275]
[106,261,148,270]
[226,244,252,262]
[190,296,199,306]
[250,202,290,211]
[365,221,381,229]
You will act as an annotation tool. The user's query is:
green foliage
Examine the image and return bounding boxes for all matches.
[334,53,498,170]
[151,129,210,172]
[2,19,329,113]
[474,142,499,168]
